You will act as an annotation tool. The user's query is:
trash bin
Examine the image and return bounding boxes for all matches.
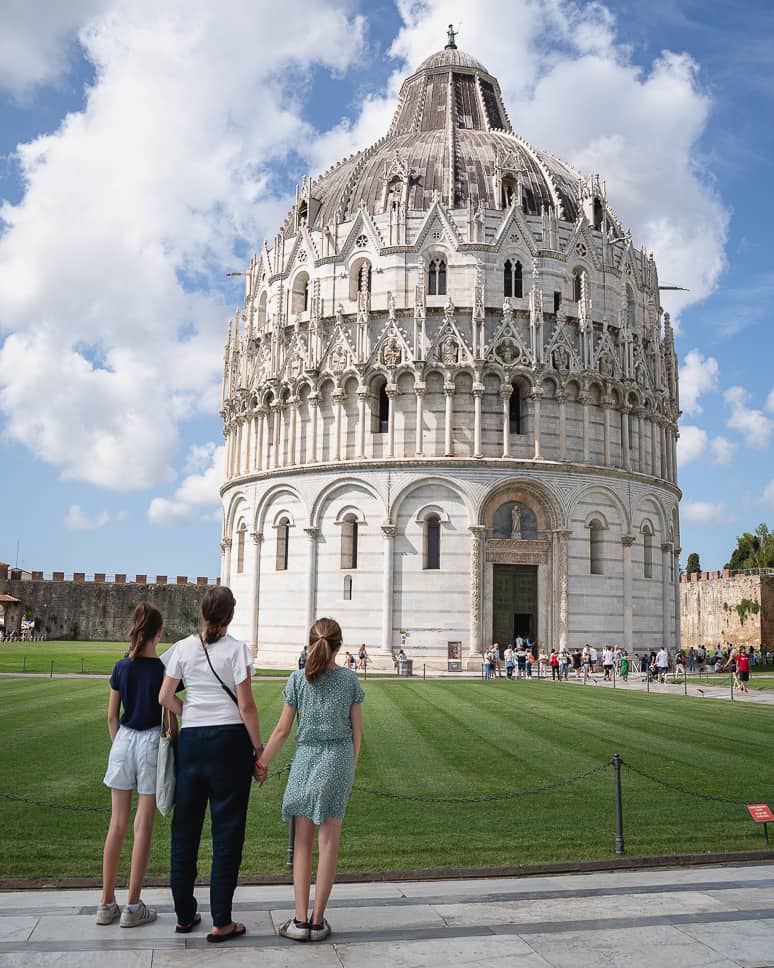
[399,658,413,677]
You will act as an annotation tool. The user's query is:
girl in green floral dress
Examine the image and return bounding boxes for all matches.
[258,618,364,943]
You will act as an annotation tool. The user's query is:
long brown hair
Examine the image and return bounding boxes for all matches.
[305,617,342,683]
[201,586,236,644]
[128,603,163,660]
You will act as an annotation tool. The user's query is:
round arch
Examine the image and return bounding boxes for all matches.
[254,482,307,534]
[310,477,385,529]
[569,483,631,534]
[391,475,475,526]
[479,478,563,532]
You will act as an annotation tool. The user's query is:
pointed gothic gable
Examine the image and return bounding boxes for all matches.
[366,319,414,370]
[278,331,311,382]
[282,226,319,279]
[616,242,642,288]
[593,329,622,379]
[565,218,600,270]
[412,197,463,251]
[427,314,474,367]
[491,206,539,255]
[632,343,653,389]
[260,241,273,279]
[318,323,358,377]
[484,313,533,368]
[544,314,582,373]
[339,205,386,260]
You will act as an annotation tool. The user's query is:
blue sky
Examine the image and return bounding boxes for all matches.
[0,0,772,578]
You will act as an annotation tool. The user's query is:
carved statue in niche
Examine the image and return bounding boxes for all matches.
[599,353,613,378]
[440,334,459,365]
[289,355,303,379]
[383,336,401,367]
[553,344,569,372]
[503,298,514,323]
[387,291,397,320]
[443,295,456,322]
[511,504,522,540]
[497,338,519,365]
[330,342,348,373]
[335,304,344,327]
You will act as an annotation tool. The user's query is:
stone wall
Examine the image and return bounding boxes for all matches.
[680,570,774,649]
[0,565,218,641]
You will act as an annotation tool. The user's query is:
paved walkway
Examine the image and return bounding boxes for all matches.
[1,863,773,966]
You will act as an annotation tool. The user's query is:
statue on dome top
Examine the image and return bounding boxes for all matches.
[446,24,458,49]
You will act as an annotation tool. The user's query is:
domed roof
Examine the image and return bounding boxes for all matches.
[299,41,590,228]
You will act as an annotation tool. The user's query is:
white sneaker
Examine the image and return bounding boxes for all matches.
[309,918,331,942]
[96,901,120,925]
[120,900,158,927]
[278,918,310,941]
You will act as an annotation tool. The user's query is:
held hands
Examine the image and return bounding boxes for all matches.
[253,756,268,785]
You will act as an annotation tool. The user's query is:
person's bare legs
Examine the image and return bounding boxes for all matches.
[101,789,131,904]
[292,818,315,923]
[127,794,157,905]
[311,818,342,925]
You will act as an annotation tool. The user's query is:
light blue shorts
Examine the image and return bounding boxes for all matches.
[103,725,160,795]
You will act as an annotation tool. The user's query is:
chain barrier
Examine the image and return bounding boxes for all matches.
[619,760,750,806]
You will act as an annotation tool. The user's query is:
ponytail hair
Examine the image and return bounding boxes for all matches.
[201,586,236,644]
[305,617,343,683]
[128,603,163,660]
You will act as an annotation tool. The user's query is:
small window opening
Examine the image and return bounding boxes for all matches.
[343,575,353,600]
[573,270,583,303]
[503,260,523,299]
[276,518,289,571]
[554,291,562,313]
[593,197,603,231]
[643,529,653,579]
[589,520,604,575]
[236,524,246,574]
[428,258,447,296]
[424,515,441,570]
[340,515,359,570]
[377,384,389,434]
[509,386,522,435]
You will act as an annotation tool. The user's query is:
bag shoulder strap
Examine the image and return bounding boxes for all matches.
[200,634,239,705]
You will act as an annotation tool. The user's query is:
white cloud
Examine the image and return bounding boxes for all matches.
[682,500,725,524]
[710,436,734,466]
[679,349,719,416]
[64,504,110,531]
[677,425,708,465]
[725,386,774,449]
[147,443,224,527]
[766,387,774,412]
[0,0,365,491]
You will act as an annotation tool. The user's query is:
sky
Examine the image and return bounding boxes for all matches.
[1,0,772,578]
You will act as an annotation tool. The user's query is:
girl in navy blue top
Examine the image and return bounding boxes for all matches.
[97,603,165,928]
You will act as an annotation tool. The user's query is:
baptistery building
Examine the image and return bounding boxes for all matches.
[219,33,682,669]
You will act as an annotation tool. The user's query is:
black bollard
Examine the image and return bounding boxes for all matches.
[50,660,54,679]
[613,752,625,855]
[286,816,295,869]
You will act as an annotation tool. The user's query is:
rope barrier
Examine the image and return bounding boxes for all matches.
[620,760,751,806]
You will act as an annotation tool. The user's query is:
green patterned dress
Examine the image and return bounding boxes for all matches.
[280,667,365,824]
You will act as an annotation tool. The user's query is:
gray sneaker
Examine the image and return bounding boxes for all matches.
[120,900,158,928]
[96,901,120,925]
[278,918,310,941]
[309,918,331,942]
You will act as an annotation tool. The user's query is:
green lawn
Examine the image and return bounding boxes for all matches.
[0,677,772,879]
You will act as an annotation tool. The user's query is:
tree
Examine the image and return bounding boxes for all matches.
[686,552,701,575]
[725,524,774,571]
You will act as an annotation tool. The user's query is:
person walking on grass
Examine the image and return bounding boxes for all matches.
[159,586,264,943]
[620,651,630,681]
[98,603,166,928]
[258,618,364,943]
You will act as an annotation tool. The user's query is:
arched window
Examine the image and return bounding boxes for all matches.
[589,519,604,575]
[573,269,583,303]
[593,198,603,231]
[501,175,516,208]
[428,258,447,296]
[276,517,289,571]
[503,260,523,299]
[343,575,353,600]
[236,523,246,574]
[297,200,308,225]
[424,515,441,570]
[377,383,389,434]
[509,385,522,435]
[340,514,359,570]
[257,291,267,327]
[553,291,562,313]
[349,259,372,301]
[291,272,309,315]
[627,285,635,328]
[643,527,653,579]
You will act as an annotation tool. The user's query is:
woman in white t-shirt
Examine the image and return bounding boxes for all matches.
[159,586,264,943]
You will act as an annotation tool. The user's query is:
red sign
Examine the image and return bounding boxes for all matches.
[747,804,774,823]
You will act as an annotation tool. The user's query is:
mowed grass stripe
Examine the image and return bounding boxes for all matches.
[0,677,773,876]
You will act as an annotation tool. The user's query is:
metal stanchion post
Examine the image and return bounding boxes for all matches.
[50,660,54,679]
[81,657,84,674]
[613,752,625,855]
[612,666,616,689]
[731,675,734,702]
[286,816,295,869]
[423,663,426,681]
[684,669,687,696]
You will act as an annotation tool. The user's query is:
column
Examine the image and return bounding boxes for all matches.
[557,392,567,461]
[637,408,646,472]
[580,392,590,463]
[650,418,657,476]
[357,389,368,459]
[224,430,232,480]
[381,525,396,652]
[309,393,320,463]
[659,422,667,481]
[601,401,610,466]
[444,383,455,457]
[249,532,263,650]
[235,420,243,476]
[531,388,543,461]
[557,529,571,651]
[472,383,484,458]
[468,525,487,659]
[221,537,233,587]
[621,406,631,471]
[270,403,281,468]
[304,527,320,634]
[673,546,682,649]
[414,383,425,456]
[244,415,252,472]
[386,385,397,458]
[622,534,635,654]
[289,398,298,467]
[259,407,269,471]
[661,542,672,647]
[500,385,512,458]
[671,430,678,485]
[333,388,344,462]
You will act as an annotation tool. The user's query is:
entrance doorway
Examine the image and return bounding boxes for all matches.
[492,564,538,646]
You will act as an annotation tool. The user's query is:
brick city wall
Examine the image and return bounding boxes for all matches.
[680,570,774,649]
[0,564,219,641]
